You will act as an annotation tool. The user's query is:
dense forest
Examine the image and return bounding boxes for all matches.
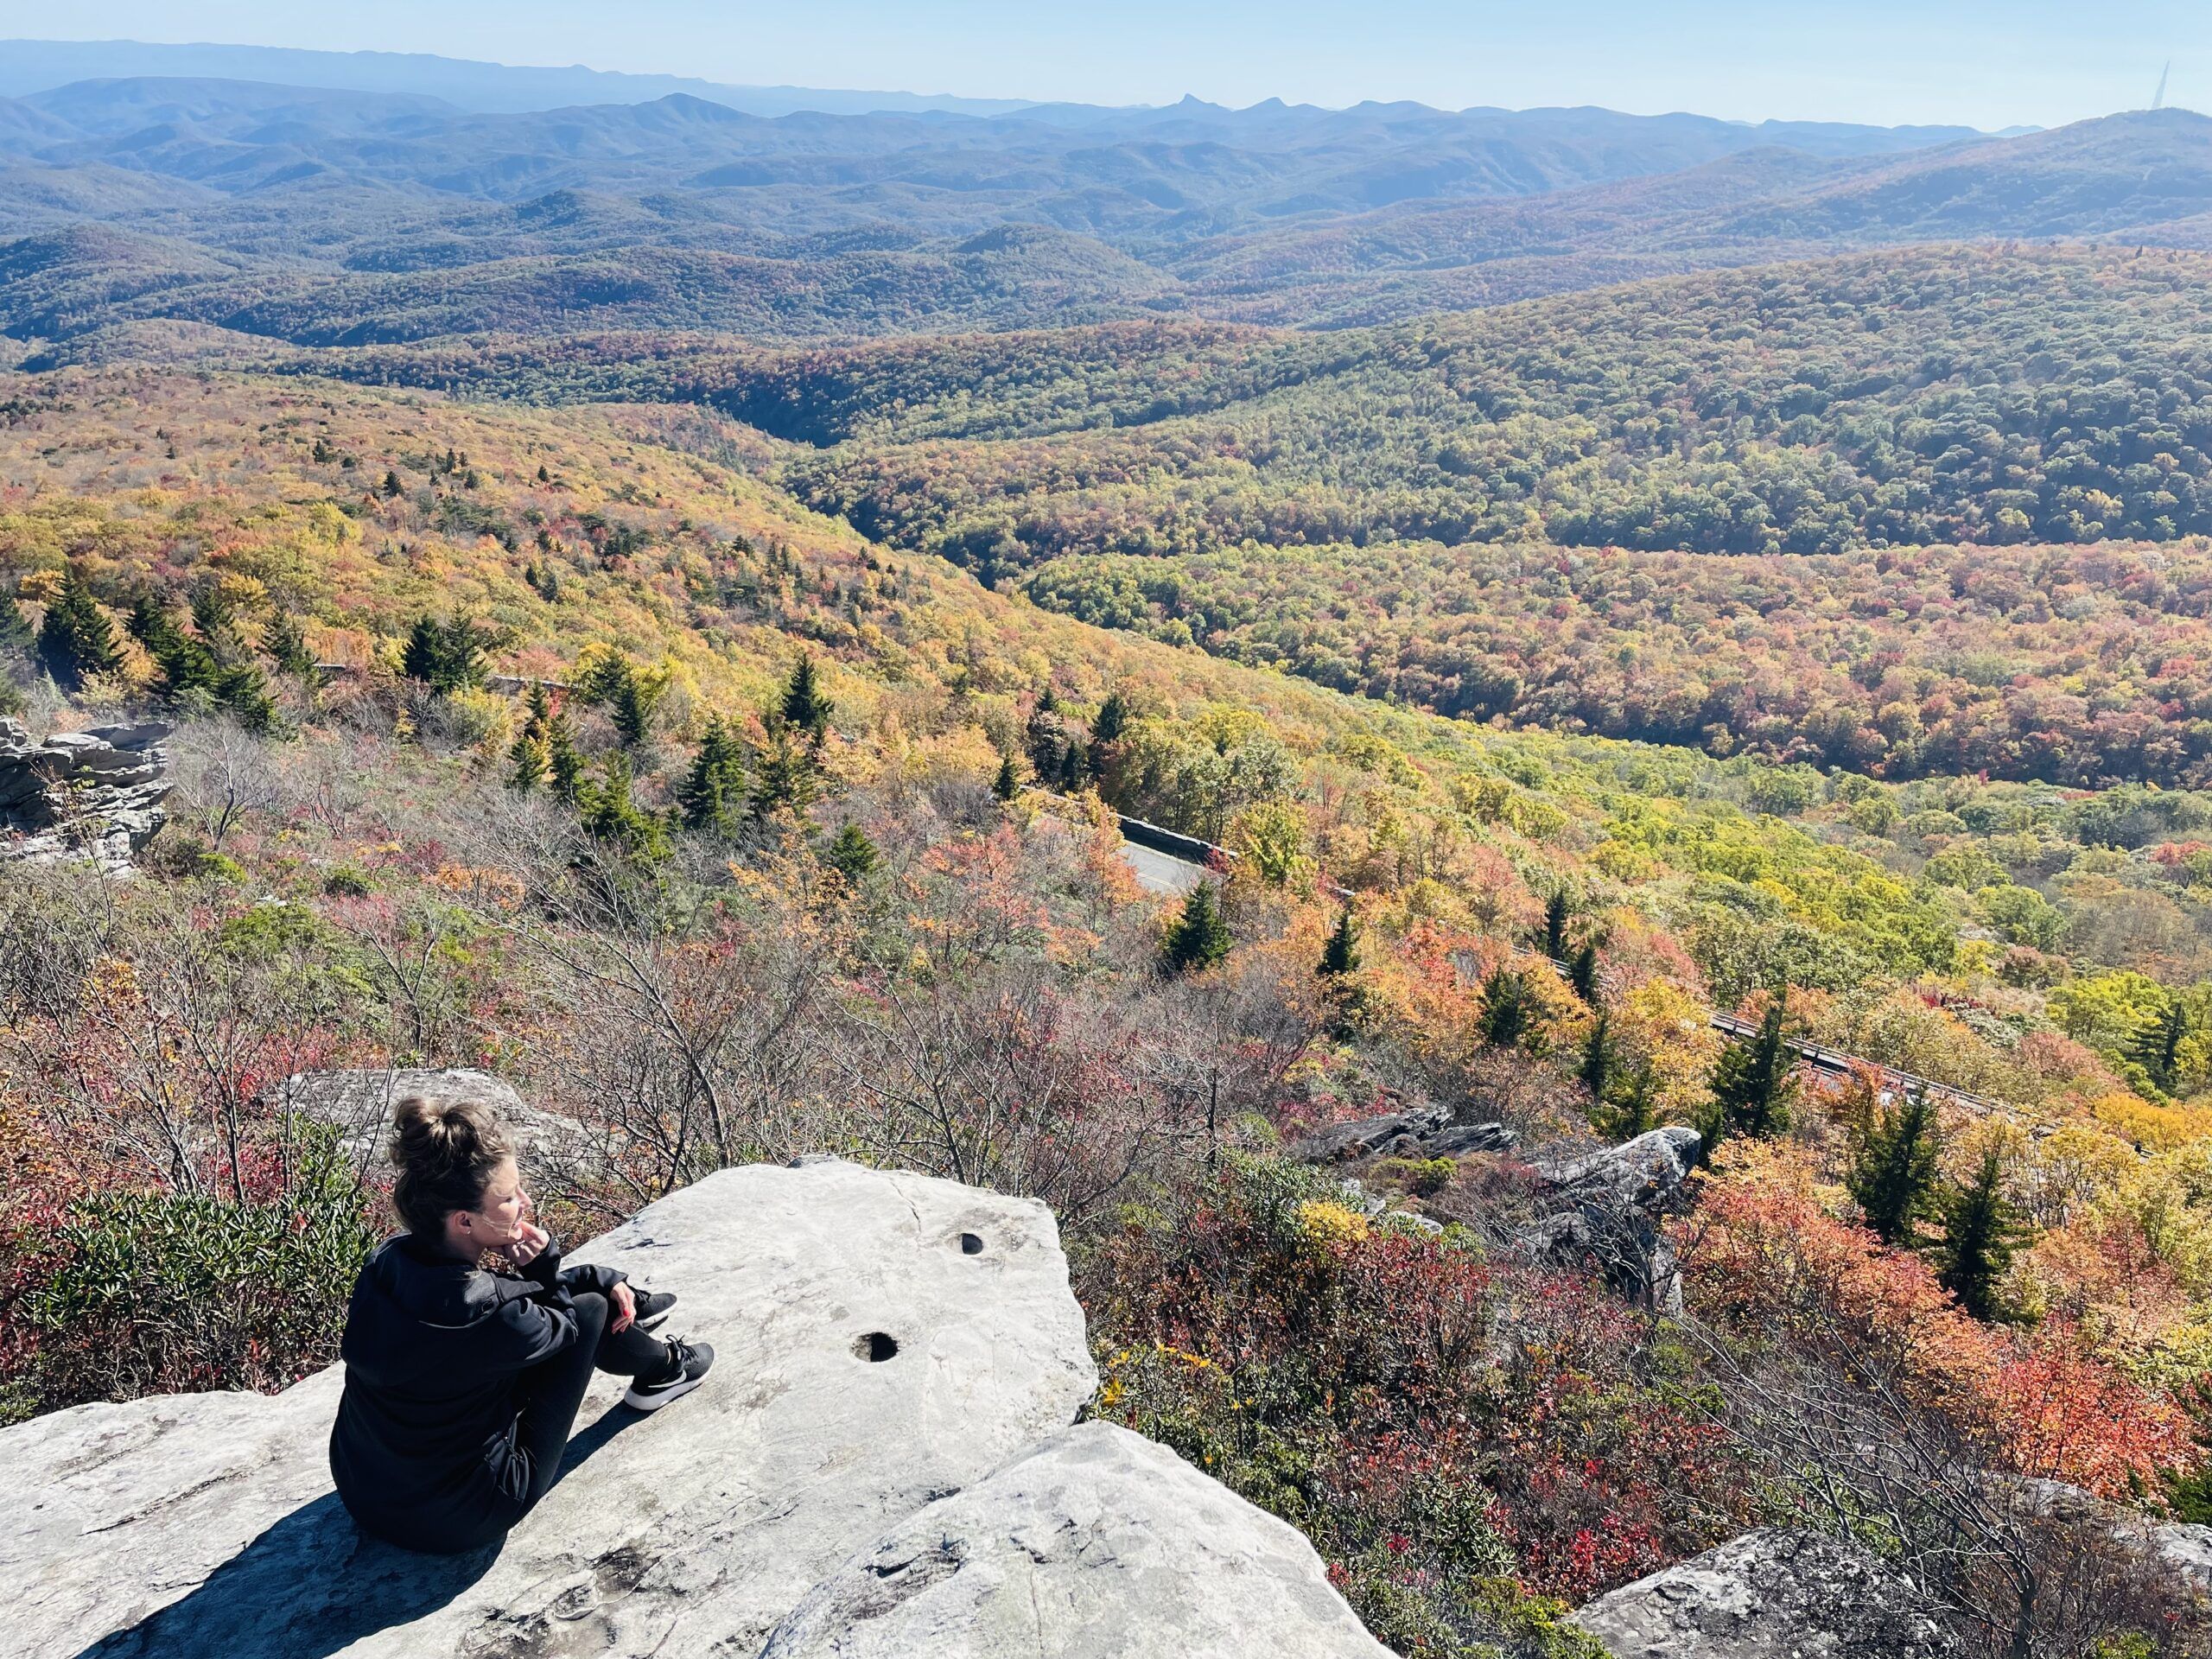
[1023,537,2212,785]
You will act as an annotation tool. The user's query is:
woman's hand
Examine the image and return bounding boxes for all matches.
[507,1222,550,1268]
[609,1281,636,1333]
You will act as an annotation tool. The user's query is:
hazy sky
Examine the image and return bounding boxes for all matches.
[8,1,2207,128]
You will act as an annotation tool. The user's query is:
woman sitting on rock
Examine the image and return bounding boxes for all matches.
[329,1096,714,1554]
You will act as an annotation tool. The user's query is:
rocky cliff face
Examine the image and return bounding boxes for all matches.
[0,718,170,871]
[7,1158,1389,1659]
[1573,1528,1949,1659]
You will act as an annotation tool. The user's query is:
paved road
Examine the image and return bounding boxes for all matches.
[1119,841,1208,895]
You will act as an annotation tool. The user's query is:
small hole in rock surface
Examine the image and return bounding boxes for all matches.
[959,1233,984,1255]
[855,1331,899,1362]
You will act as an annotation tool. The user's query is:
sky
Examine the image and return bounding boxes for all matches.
[5,1,2207,130]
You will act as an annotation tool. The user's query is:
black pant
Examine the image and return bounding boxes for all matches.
[422,1291,668,1554]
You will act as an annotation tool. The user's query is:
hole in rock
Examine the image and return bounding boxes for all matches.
[855,1331,900,1362]
[959,1232,984,1255]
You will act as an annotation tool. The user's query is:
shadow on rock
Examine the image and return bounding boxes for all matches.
[76,1402,646,1659]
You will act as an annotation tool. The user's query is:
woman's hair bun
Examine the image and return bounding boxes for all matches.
[388,1094,515,1238]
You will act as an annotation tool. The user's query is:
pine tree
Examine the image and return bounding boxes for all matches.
[1318,908,1360,976]
[401,616,489,694]
[1091,690,1130,747]
[1594,1060,1661,1141]
[544,705,586,805]
[37,568,122,690]
[128,592,218,702]
[1711,1000,1796,1141]
[609,664,658,747]
[1541,890,1572,961]
[1058,739,1086,792]
[0,588,30,651]
[1475,966,1535,1050]
[825,822,879,883]
[779,653,833,741]
[262,611,315,677]
[581,753,667,860]
[537,465,550,483]
[1846,1090,1942,1246]
[993,750,1021,802]
[382,469,404,498]
[2129,1003,2188,1095]
[1161,881,1232,974]
[677,715,747,833]
[1580,1011,1614,1104]
[509,729,550,792]
[1568,942,1599,1002]
[1933,1149,2026,1322]
[749,723,814,819]
[215,661,275,732]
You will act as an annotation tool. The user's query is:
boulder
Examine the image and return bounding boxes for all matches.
[9,1159,1097,1658]
[1291,1104,1517,1164]
[1573,1528,1948,1658]
[259,1067,579,1171]
[0,717,171,872]
[2148,1522,2212,1586]
[1521,1125,1701,1313]
[759,1421,1391,1659]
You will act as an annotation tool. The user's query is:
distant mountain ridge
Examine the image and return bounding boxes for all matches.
[0,54,2199,345]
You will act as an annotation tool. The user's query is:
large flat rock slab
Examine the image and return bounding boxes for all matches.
[760,1420,1391,1659]
[7,1159,1096,1659]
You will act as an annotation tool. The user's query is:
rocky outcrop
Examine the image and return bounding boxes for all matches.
[0,718,170,871]
[761,1421,1390,1658]
[9,1157,1383,1659]
[1521,1125,1701,1313]
[260,1067,580,1170]
[1573,1528,1948,1658]
[1291,1103,1518,1164]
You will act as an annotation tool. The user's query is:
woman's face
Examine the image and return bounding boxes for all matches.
[451,1157,530,1255]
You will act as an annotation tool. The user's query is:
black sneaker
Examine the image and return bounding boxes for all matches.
[623,1338,714,1411]
[632,1289,677,1332]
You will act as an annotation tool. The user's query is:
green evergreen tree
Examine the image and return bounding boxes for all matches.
[1475,966,1535,1050]
[214,661,276,732]
[1711,1000,1797,1141]
[1846,1090,1942,1247]
[1161,880,1233,975]
[609,663,658,747]
[262,610,316,677]
[400,615,490,695]
[1595,1059,1661,1141]
[128,592,218,702]
[0,588,30,651]
[544,704,586,805]
[1091,690,1129,747]
[677,715,747,833]
[779,653,833,741]
[749,723,815,819]
[1318,908,1360,977]
[825,821,880,883]
[1568,941,1599,1002]
[1541,890,1572,961]
[581,753,667,860]
[1058,739,1086,792]
[37,568,122,690]
[382,469,404,498]
[1580,1010,1614,1104]
[2129,1002,2188,1096]
[1933,1149,2026,1322]
[509,729,550,792]
[993,750,1021,802]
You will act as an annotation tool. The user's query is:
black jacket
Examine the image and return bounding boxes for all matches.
[328,1232,624,1541]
